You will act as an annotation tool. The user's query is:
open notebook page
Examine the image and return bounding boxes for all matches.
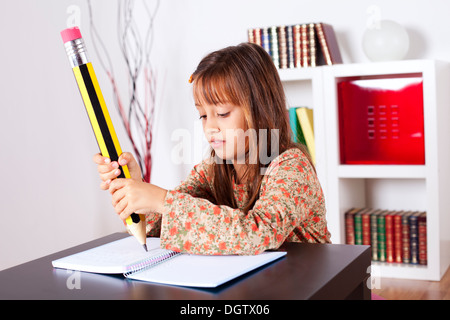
[127,250,287,288]
[52,236,166,274]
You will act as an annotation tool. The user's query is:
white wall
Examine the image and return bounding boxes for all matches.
[1,0,449,271]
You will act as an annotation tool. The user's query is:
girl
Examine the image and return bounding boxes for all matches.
[94,42,331,255]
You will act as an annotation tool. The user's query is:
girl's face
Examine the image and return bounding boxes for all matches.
[196,103,248,162]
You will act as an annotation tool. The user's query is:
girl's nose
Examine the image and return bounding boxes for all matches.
[203,117,220,134]
[205,126,221,135]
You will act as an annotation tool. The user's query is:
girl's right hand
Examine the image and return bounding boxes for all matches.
[93,152,143,190]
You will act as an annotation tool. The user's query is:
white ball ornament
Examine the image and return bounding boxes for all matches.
[362,20,409,62]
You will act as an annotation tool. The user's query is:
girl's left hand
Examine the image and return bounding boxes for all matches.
[108,179,167,221]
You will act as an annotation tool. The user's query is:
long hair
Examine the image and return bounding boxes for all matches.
[190,42,313,213]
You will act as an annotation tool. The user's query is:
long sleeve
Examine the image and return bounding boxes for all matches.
[160,148,331,255]
[144,161,215,236]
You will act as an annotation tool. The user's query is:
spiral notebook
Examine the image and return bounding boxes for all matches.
[52,236,286,288]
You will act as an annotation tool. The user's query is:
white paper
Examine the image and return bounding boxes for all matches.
[52,236,165,274]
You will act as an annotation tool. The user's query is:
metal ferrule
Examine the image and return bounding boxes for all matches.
[64,38,89,68]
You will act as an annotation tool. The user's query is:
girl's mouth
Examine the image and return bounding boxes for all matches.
[210,138,225,148]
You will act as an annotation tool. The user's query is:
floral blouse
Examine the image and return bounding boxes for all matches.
[145,148,331,255]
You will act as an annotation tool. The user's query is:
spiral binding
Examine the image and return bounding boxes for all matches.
[123,250,181,277]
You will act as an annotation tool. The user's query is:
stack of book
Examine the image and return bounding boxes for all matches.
[248,22,343,69]
[345,208,427,265]
[288,106,315,165]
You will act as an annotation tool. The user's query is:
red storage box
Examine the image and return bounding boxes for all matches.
[338,76,425,165]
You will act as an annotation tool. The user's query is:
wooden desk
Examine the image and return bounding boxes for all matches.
[0,233,371,300]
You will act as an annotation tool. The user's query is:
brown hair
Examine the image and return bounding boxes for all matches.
[190,42,313,213]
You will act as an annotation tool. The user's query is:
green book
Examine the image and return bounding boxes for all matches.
[289,107,306,145]
[377,211,387,262]
[354,210,363,245]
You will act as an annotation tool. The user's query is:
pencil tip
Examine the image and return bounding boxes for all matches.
[143,244,148,252]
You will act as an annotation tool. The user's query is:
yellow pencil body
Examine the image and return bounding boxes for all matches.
[72,63,147,251]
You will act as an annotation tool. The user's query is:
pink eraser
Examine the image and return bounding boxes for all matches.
[60,27,82,43]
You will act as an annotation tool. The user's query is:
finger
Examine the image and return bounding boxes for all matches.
[101,168,121,178]
[98,164,121,184]
[97,161,119,174]
[111,185,126,206]
[118,152,131,166]
[99,170,121,186]
[109,178,127,195]
[118,152,142,180]
[100,180,110,190]
[93,153,111,165]
[114,197,128,218]
[119,204,134,221]
[114,196,135,222]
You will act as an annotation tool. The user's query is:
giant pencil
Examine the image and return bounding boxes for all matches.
[61,27,147,251]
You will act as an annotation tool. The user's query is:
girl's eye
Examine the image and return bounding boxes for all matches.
[199,115,206,120]
[217,112,230,118]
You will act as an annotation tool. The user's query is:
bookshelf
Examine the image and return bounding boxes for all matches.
[280,60,450,281]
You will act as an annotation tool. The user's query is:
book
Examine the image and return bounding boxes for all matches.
[409,211,420,264]
[361,208,373,246]
[344,207,360,245]
[401,211,413,263]
[286,25,295,68]
[270,26,279,69]
[385,211,394,263]
[418,212,427,265]
[278,25,288,69]
[377,211,387,262]
[309,23,317,67]
[261,27,270,54]
[253,28,261,46]
[370,209,382,261]
[293,24,302,68]
[314,23,343,65]
[248,29,254,44]
[354,209,363,245]
[289,107,306,145]
[301,24,309,67]
[52,236,287,288]
[393,211,404,263]
[296,107,315,164]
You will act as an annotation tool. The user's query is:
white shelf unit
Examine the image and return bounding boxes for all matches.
[280,60,450,281]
